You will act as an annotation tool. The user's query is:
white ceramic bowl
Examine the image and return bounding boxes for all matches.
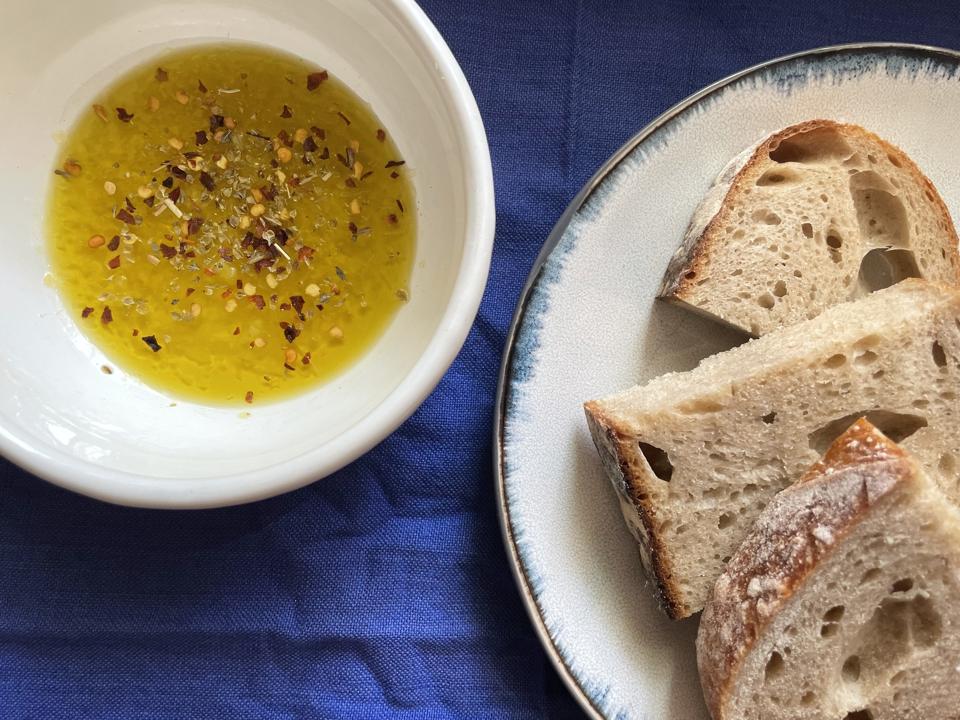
[0,0,494,508]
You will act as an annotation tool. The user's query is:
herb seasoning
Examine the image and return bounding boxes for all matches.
[47,43,415,406]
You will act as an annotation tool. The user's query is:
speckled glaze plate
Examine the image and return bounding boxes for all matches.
[495,43,960,719]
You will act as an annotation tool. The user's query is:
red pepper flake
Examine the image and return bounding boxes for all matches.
[376,128,386,142]
[283,363,296,372]
[311,126,326,140]
[209,114,225,132]
[81,306,94,319]
[155,67,169,82]
[125,196,136,213]
[385,160,406,168]
[277,129,292,147]
[301,352,312,365]
[233,326,241,335]
[289,295,305,315]
[100,306,113,325]
[390,171,400,179]
[218,247,234,262]
[249,294,266,310]
[107,235,121,252]
[283,325,300,343]
[197,79,208,93]
[101,365,113,375]
[115,209,137,225]
[185,288,195,296]
[116,107,134,122]
[195,130,208,145]
[132,328,139,337]
[187,217,204,235]
[319,146,330,160]
[397,199,405,213]
[159,243,177,259]
[306,71,328,90]
[360,170,374,181]
[280,104,293,118]
[386,213,398,225]
[260,184,277,201]
[303,136,318,153]
[336,111,351,126]
[107,255,121,270]
[143,196,156,208]
[162,176,174,189]
[170,166,187,180]
[169,186,182,203]
[199,171,215,191]
[316,304,324,312]
[344,178,356,188]
[142,335,162,352]
[244,390,254,404]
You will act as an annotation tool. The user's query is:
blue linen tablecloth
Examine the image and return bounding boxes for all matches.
[3,1,960,718]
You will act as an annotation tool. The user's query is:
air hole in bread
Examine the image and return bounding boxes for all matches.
[761,411,777,424]
[800,222,814,238]
[768,126,854,164]
[842,655,861,683]
[764,651,785,682]
[820,193,829,203]
[860,568,882,584]
[887,153,903,168]
[924,189,935,203]
[800,691,816,705]
[853,350,878,367]
[941,390,956,400]
[826,233,843,249]
[717,513,734,530]
[731,268,743,276]
[939,453,957,481]
[851,178,909,249]
[793,269,803,278]
[638,442,673,482]
[824,605,846,622]
[823,353,847,369]
[807,410,927,455]
[757,168,802,187]
[890,670,907,685]
[857,248,920,295]
[758,293,775,310]
[931,341,947,367]
[843,710,873,720]
[752,209,782,225]
[773,280,788,298]
[891,578,914,593]
[821,605,846,637]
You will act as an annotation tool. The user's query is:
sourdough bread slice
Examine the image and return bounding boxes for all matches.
[697,420,960,720]
[584,279,960,619]
[659,119,960,336]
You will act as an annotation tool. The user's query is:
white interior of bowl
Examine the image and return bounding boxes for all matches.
[0,0,493,506]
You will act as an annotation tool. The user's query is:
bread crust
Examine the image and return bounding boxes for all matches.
[659,119,960,332]
[583,401,688,618]
[695,420,911,719]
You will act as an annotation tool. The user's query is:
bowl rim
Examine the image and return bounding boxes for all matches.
[0,0,495,509]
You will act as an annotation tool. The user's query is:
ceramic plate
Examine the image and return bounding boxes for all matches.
[495,43,960,719]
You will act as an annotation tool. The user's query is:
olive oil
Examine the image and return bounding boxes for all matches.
[47,43,415,406]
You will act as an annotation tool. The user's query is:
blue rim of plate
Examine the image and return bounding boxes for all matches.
[493,41,960,719]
